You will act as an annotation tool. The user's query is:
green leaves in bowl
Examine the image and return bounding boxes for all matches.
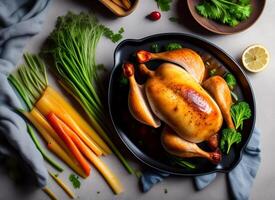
[196,0,253,27]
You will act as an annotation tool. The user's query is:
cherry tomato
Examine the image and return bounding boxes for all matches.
[148,11,161,21]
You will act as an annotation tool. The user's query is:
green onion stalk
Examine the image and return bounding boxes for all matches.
[8,53,64,172]
[48,12,134,174]
[173,157,196,170]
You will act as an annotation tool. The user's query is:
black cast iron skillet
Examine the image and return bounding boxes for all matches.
[108,33,255,176]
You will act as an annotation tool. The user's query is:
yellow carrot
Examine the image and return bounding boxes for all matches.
[22,110,86,178]
[43,187,58,200]
[46,86,111,155]
[49,171,75,199]
[35,88,103,156]
[29,108,68,152]
[84,148,124,194]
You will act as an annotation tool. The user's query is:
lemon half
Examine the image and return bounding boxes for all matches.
[242,44,270,73]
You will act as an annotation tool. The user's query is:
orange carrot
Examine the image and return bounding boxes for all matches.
[55,117,93,162]
[47,112,91,176]
[35,93,103,156]
[54,116,124,194]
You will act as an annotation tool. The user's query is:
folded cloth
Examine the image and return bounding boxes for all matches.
[140,128,261,200]
[0,0,50,187]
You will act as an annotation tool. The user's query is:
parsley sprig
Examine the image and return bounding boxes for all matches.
[196,0,253,27]
[69,174,81,189]
[155,0,172,11]
[102,27,125,43]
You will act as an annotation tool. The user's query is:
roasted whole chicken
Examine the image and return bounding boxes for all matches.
[123,48,235,164]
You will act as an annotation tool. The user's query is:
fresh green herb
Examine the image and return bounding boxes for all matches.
[155,0,172,11]
[118,27,124,34]
[165,43,183,51]
[209,68,217,76]
[230,101,252,130]
[119,74,129,87]
[69,174,81,189]
[164,188,168,194]
[102,27,125,43]
[169,17,179,22]
[220,128,241,154]
[224,73,237,90]
[173,157,196,169]
[150,43,160,53]
[48,12,134,174]
[196,0,253,27]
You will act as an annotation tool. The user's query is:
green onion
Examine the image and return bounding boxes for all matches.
[48,12,134,174]
[27,124,64,172]
[173,157,196,169]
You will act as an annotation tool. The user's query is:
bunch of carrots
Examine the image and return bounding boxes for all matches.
[8,54,123,195]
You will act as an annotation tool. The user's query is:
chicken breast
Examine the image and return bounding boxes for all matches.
[142,63,223,143]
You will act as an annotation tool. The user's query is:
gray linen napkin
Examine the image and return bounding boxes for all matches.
[0,0,50,187]
[140,128,261,200]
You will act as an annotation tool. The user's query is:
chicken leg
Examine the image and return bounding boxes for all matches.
[123,63,161,128]
[161,126,221,164]
[136,49,205,83]
[203,76,235,129]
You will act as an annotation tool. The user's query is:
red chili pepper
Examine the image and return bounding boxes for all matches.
[148,11,161,21]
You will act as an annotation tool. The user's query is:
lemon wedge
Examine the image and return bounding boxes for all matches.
[242,44,270,73]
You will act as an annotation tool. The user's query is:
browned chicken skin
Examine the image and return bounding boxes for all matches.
[139,63,223,143]
[161,126,221,164]
[123,63,161,128]
[203,76,235,129]
[123,48,234,164]
[136,49,205,83]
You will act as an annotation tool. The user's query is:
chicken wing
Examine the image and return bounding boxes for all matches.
[123,63,161,128]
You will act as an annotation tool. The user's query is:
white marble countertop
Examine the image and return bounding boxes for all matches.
[1,0,275,199]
